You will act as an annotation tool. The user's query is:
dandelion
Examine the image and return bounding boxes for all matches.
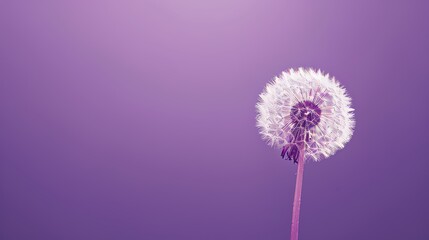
[256,68,355,240]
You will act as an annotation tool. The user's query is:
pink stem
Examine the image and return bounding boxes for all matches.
[290,145,305,240]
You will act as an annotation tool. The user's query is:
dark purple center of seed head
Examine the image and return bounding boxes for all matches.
[281,100,322,163]
[290,100,321,129]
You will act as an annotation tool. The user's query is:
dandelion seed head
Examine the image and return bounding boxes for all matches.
[256,68,355,162]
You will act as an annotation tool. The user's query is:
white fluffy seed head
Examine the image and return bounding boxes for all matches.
[256,68,355,161]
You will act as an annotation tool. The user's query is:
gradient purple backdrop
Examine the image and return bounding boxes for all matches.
[1,1,429,240]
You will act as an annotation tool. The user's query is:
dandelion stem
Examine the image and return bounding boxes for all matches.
[290,145,305,240]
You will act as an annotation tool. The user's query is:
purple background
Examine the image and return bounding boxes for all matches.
[1,1,428,239]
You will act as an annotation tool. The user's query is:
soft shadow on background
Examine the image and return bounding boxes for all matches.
[1,1,428,239]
